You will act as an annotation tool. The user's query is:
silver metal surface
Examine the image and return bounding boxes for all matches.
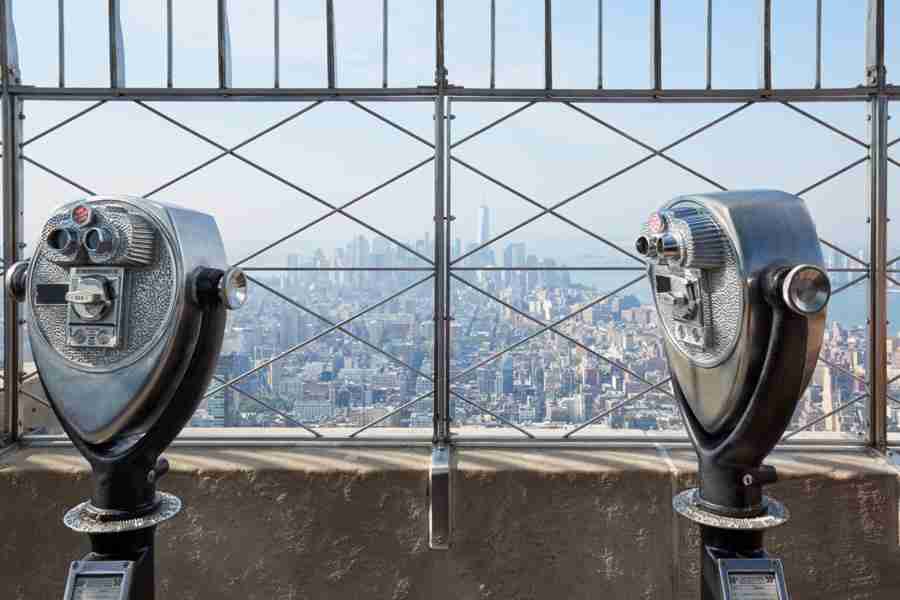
[63,491,182,533]
[217,266,247,309]
[4,260,26,301]
[673,488,788,530]
[429,445,451,549]
[27,196,228,444]
[643,191,826,434]
[781,265,830,315]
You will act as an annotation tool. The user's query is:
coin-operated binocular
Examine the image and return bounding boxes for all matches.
[637,190,830,600]
[7,196,247,600]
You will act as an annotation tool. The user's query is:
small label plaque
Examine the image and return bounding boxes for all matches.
[72,575,124,600]
[728,572,780,600]
[719,558,788,600]
[63,560,132,600]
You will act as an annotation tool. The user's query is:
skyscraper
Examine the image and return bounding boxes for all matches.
[502,355,514,394]
[503,242,526,286]
[287,253,301,289]
[478,205,491,246]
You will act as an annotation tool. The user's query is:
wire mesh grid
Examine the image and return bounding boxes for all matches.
[0,1,896,448]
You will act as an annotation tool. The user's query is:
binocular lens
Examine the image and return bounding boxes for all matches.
[84,229,101,252]
[48,228,73,251]
[656,233,681,262]
[47,227,79,255]
[635,236,651,256]
[83,227,115,255]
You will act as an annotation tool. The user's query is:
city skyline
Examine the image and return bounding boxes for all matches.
[15,202,888,439]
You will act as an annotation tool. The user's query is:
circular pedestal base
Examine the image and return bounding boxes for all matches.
[673,488,789,530]
[63,491,182,534]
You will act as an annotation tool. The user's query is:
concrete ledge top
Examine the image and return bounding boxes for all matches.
[2,445,897,480]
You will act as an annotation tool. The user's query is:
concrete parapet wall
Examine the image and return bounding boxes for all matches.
[1,446,898,599]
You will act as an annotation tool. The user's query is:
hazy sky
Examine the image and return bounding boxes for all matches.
[9,1,900,269]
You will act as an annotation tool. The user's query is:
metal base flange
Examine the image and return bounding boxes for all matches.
[673,488,789,530]
[63,491,182,534]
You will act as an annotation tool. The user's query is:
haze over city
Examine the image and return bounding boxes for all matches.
[9,1,900,437]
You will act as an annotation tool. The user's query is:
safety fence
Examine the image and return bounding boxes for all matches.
[0,1,898,449]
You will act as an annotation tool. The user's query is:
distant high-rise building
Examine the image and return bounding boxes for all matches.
[355,235,371,286]
[280,307,304,352]
[502,355,514,394]
[287,253,301,289]
[504,242,526,286]
[478,205,491,246]
[533,361,546,421]
[526,254,539,291]
[213,353,240,427]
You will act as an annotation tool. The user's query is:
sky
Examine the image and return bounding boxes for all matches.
[7,1,900,270]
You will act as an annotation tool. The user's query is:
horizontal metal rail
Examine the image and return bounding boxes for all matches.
[5,86,887,103]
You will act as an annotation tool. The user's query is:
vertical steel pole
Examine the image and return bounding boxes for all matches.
[544,0,552,90]
[381,0,388,88]
[650,0,662,90]
[433,0,449,445]
[326,0,337,89]
[429,0,452,551]
[108,0,125,88]
[217,0,232,89]
[58,0,65,88]
[166,0,173,88]
[759,0,773,90]
[597,0,603,89]
[815,0,822,89]
[866,0,888,452]
[705,0,712,90]
[0,0,21,444]
[274,0,281,88]
[490,0,496,89]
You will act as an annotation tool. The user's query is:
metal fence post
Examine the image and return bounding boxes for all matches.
[866,0,888,452]
[433,90,449,446]
[429,0,452,550]
[433,0,450,445]
[0,0,21,445]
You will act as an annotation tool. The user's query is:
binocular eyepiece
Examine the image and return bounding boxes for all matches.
[636,206,830,319]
